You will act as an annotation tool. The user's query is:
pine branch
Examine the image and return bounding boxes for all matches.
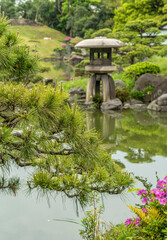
[0,176,20,196]
[0,152,5,164]
[5,152,32,167]
[36,148,75,156]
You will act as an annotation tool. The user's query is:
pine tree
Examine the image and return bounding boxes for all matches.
[0,13,38,83]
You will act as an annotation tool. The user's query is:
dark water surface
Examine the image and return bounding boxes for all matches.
[1,110,167,240]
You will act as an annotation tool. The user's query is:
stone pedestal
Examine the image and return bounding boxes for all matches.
[86,74,115,103]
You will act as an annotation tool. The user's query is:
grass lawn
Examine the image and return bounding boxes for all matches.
[9,25,66,58]
[62,77,88,92]
[150,55,167,76]
[9,25,67,80]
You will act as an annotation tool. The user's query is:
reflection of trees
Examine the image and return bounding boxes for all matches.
[124,148,153,163]
[53,61,73,80]
[86,111,116,142]
[118,111,167,161]
[86,110,167,164]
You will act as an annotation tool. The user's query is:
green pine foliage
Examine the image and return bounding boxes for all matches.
[0,83,133,203]
[0,15,38,83]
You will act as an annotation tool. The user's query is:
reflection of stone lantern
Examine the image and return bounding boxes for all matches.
[75,37,125,103]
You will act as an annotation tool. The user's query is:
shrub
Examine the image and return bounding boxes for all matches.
[130,86,155,102]
[130,90,145,101]
[123,61,160,80]
[74,60,90,77]
[75,60,90,68]
[125,176,167,240]
[75,68,87,77]
[101,223,142,240]
[116,88,130,103]
[143,86,155,95]
[39,66,50,73]
[101,176,167,240]
[93,94,103,109]
[91,28,112,38]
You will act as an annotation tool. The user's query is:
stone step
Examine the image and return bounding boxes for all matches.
[77,92,86,96]
[77,99,86,104]
[79,95,86,99]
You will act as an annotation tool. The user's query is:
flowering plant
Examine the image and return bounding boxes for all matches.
[62,43,66,47]
[125,176,167,239]
[65,37,71,41]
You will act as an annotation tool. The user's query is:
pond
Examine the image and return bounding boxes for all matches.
[53,60,74,81]
[1,109,167,240]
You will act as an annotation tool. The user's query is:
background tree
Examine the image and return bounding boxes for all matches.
[90,18,164,66]
[114,0,166,32]
[17,0,36,20]
[0,0,17,19]
[0,0,119,37]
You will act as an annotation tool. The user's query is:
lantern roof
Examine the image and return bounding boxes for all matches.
[75,37,125,49]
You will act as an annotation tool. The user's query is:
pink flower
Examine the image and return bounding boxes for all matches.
[62,44,66,47]
[159,198,167,206]
[164,176,167,181]
[134,217,140,226]
[65,37,71,41]
[157,180,165,188]
[142,197,148,204]
[125,218,133,225]
[137,189,147,196]
[125,217,140,226]
[142,207,148,213]
[66,76,71,80]
[62,71,66,75]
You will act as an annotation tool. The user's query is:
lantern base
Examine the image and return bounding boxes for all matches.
[86,73,116,103]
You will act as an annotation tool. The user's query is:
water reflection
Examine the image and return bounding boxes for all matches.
[53,61,73,81]
[86,110,167,164]
[86,111,116,142]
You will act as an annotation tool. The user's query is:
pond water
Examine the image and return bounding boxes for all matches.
[86,109,167,224]
[53,60,74,81]
[1,109,167,240]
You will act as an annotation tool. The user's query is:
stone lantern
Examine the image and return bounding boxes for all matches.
[75,37,125,103]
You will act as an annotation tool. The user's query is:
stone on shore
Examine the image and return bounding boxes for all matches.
[101,98,122,111]
[147,94,167,112]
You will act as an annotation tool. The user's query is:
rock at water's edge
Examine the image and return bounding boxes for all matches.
[147,94,167,112]
[101,98,122,111]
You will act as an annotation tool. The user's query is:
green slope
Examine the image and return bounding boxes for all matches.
[9,25,66,59]
[8,25,69,80]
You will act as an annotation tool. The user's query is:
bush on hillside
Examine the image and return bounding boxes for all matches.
[91,28,112,38]
[123,61,160,80]
[75,59,90,68]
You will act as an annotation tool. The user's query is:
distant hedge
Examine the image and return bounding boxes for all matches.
[123,61,160,80]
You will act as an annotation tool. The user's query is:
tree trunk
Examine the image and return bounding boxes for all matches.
[35,7,39,22]
[69,0,73,37]
[57,0,62,15]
